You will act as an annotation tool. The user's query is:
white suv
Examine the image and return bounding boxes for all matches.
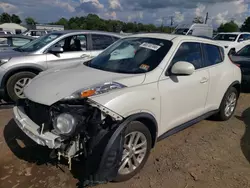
[13,33,241,185]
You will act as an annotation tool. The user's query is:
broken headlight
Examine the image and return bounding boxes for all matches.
[53,113,77,135]
[64,82,126,100]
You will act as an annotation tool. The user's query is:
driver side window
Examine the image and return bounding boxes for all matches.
[53,34,87,52]
[171,42,203,69]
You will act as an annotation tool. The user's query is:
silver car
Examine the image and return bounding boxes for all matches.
[0,30,122,102]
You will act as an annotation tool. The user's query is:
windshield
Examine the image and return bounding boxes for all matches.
[174,28,189,35]
[214,34,238,41]
[88,37,172,74]
[15,33,62,52]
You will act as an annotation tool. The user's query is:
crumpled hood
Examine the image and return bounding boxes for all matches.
[24,65,145,106]
[0,49,28,59]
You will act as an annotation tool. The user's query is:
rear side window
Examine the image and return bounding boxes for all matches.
[171,42,203,69]
[203,44,223,67]
[92,34,114,50]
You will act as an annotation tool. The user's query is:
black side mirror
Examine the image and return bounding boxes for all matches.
[228,48,236,56]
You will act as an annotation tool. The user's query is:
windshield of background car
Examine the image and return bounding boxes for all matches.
[88,37,173,74]
[16,33,62,52]
[214,34,238,41]
[174,28,189,35]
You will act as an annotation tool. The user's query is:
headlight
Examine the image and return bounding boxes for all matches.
[0,58,10,66]
[53,113,77,135]
[64,82,126,100]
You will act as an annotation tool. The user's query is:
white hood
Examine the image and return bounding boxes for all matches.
[216,40,234,48]
[24,65,145,106]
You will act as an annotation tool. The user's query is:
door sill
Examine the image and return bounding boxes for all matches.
[157,110,219,142]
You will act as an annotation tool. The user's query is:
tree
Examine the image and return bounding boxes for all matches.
[0,12,11,23]
[25,17,36,25]
[217,21,239,32]
[11,14,21,24]
[193,16,204,24]
[241,17,250,32]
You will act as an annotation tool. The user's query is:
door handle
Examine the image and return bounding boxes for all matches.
[200,77,208,83]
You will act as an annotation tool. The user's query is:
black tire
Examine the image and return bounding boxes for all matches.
[215,87,238,121]
[113,121,152,182]
[6,71,37,102]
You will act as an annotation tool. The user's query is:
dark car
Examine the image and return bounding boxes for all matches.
[229,45,250,85]
[0,35,34,51]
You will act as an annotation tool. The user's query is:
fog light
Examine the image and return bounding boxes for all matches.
[53,113,77,135]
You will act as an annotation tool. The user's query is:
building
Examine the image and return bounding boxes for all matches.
[25,23,64,31]
[0,23,27,34]
[36,24,64,31]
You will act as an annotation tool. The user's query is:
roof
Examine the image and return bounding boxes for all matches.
[50,30,123,37]
[126,33,223,46]
[0,34,34,40]
[0,23,26,30]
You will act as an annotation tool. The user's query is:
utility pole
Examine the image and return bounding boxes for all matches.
[205,12,208,24]
[170,16,174,33]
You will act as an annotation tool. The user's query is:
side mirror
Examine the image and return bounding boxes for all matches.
[49,47,64,54]
[228,48,236,56]
[171,61,195,76]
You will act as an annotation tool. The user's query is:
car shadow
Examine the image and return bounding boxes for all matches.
[235,108,250,163]
[3,119,107,188]
[3,119,55,165]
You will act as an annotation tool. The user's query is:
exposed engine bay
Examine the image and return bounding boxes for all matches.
[17,98,126,186]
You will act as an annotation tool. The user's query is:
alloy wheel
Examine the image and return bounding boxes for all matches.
[224,92,237,117]
[14,78,32,98]
[118,131,147,175]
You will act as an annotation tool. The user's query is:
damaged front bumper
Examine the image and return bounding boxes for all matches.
[13,106,62,149]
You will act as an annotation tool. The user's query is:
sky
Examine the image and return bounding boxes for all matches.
[0,0,250,28]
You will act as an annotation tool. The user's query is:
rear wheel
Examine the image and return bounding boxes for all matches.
[215,87,238,121]
[114,121,152,182]
[6,71,36,102]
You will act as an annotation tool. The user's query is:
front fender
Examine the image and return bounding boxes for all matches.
[90,84,161,125]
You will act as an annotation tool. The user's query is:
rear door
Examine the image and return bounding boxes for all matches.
[202,43,227,111]
[46,34,92,69]
[90,34,118,56]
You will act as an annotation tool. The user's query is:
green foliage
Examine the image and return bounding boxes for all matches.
[11,14,22,24]
[25,17,36,25]
[51,13,172,33]
[0,13,22,24]
[241,17,250,32]
[217,21,239,32]
[0,12,11,23]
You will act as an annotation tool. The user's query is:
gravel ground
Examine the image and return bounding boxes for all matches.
[1,93,250,188]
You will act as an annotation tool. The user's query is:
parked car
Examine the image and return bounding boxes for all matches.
[229,45,250,86]
[0,31,14,35]
[21,29,50,38]
[173,23,213,38]
[0,30,122,102]
[214,32,250,49]
[13,33,241,185]
[0,34,34,51]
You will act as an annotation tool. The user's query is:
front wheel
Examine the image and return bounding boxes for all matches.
[6,71,36,102]
[114,121,152,182]
[215,87,238,121]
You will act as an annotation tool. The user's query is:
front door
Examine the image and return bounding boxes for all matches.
[46,34,92,69]
[158,42,209,136]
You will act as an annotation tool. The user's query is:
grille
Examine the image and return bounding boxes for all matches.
[24,99,52,131]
